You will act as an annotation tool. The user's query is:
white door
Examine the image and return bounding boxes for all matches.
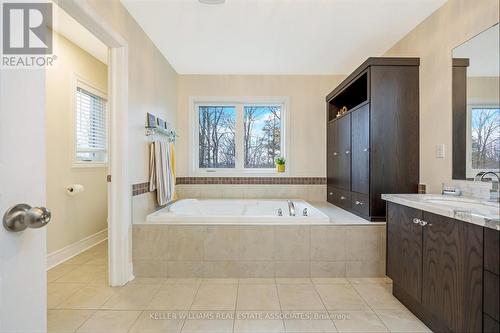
[0,67,48,331]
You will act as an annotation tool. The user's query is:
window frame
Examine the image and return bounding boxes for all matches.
[465,103,500,178]
[72,75,109,168]
[189,96,289,176]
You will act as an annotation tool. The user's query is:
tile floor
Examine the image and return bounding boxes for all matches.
[48,242,432,333]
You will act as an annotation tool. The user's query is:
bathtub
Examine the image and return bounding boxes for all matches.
[146,199,330,224]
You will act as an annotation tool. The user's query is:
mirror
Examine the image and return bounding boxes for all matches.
[452,23,500,180]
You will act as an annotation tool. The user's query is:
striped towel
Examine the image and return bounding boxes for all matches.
[149,140,175,206]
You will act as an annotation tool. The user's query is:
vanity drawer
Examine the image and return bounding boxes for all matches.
[351,192,369,217]
[484,270,500,322]
[485,228,499,275]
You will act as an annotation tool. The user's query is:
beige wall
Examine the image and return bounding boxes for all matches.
[86,0,178,186]
[384,0,499,193]
[176,75,345,177]
[46,32,108,253]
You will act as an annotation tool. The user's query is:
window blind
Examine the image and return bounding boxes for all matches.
[75,86,107,162]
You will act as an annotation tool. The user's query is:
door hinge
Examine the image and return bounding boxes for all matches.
[107,175,112,183]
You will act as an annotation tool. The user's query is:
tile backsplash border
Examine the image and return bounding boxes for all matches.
[132,177,327,196]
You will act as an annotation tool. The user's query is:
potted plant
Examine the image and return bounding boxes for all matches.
[275,156,286,173]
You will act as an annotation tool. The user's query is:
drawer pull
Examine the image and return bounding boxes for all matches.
[413,218,429,226]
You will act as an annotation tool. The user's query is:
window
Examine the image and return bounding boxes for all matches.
[75,82,107,165]
[192,98,287,175]
[467,105,500,176]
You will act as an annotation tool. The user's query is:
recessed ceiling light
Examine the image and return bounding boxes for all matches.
[199,0,225,4]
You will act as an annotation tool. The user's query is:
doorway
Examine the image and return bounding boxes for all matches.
[45,0,110,293]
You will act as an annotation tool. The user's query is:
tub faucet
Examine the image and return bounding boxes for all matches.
[476,172,500,202]
[287,200,296,216]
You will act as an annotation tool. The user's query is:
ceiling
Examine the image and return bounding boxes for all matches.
[453,24,499,77]
[51,2,108,64]
[121,0,446,75]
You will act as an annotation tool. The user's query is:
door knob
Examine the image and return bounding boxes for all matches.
[3,204,51,232]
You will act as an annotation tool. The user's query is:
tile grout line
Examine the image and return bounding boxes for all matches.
[69,308,98,333]
[232,279,240,333]
[349,281,392,332]
[179,279,203,332]
[273,280,287,332]
[311,282,340,333]
[125,310,144,333]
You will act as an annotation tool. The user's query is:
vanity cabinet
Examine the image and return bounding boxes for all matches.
[387,202,499,333]
[326,58,420,221]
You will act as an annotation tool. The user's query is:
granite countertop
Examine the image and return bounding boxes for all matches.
[382,194,500,231]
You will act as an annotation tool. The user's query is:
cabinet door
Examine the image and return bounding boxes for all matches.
[422,212,483,333]
[351,104,370,194]
[327,121,339,190]
[337,114,351,190]
[386,203,423,302]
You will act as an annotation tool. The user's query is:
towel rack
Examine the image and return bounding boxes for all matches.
[145,126,178,143]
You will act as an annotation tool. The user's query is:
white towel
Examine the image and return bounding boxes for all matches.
[149,140,174,206]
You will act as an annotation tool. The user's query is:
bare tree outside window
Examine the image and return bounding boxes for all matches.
[244,106,281,168]
[198,106,236,168]
[471,107,500,170]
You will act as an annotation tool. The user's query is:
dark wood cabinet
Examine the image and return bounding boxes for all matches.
[386,203,423,302]
[326,58,419,221]
[421,212,483,333]
[351,104,370,194]
[336,114,351,191]
[386,203,498,333]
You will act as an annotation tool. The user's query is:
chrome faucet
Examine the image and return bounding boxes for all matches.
[476,172,500,202]
[287,200,296,216]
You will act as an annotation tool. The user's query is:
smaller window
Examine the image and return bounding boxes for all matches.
[75,84,107,164]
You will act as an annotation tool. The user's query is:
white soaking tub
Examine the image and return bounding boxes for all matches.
[145,199,329,225]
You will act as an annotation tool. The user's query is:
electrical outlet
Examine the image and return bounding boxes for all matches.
[436,144,445,158]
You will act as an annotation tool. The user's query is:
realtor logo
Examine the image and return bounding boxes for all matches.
[2,2,52,54]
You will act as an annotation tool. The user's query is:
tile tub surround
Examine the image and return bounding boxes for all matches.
[175,184,327,202]
[132,224,386,278]
[382,193,500,230]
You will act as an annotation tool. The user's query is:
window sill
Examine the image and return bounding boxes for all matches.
[191,169,289,177]
[72,162,108,169]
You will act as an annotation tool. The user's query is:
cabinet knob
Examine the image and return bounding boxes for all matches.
[333,152,338,156]
[419,220,428,227]
[345,150,350,154]
[329,192,333,196]
[340,196,346,200]
[355,201,364,205]
[413,218,420,224]
[363,148,369,152]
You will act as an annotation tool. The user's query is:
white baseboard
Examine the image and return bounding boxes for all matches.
[47,229,108,270]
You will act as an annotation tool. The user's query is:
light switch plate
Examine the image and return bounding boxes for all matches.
[436,144,445,158]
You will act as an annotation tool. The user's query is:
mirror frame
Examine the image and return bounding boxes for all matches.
[452,23,500,180]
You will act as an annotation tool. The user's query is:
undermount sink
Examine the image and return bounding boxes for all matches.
[423,197,499,213]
